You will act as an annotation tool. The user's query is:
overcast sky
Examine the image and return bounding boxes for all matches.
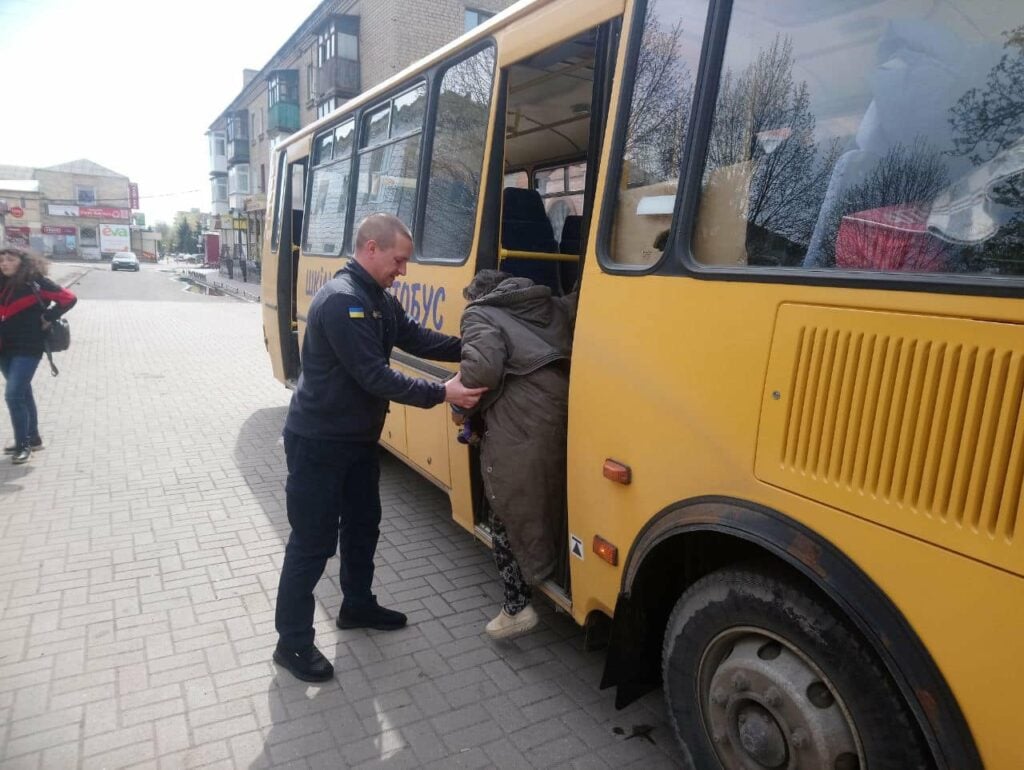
[0,0,321,225]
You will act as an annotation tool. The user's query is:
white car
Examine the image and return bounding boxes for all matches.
[111,251,140,272]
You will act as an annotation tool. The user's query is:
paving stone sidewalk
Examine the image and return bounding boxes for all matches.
[0,278,683,768]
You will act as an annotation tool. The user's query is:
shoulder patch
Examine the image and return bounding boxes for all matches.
[348,307,365,319]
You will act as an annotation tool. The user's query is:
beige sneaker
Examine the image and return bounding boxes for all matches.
[485,605,539,640]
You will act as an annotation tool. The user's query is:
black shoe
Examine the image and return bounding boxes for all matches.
[4,437,42,454]
[11,447,31,465]
[337,597,407,631]
[272,643,334,682]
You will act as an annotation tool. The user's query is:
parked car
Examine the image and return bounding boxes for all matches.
[111,251,140,272]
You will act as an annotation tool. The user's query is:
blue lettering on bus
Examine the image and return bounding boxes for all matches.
[390,279,447,331]
[305,266,331,297]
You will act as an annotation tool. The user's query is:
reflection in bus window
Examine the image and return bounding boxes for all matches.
[305,119,355,255]
[693,0,1024,276]
[352,85,427,231]
[609,0,710,266]
[421,47,496,263]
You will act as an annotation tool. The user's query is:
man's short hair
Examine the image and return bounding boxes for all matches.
[355,213,412,251]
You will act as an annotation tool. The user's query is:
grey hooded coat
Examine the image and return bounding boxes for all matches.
[459,277,576,583]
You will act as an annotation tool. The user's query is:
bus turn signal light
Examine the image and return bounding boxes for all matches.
[593,535,619,566]
[603,459,631,485]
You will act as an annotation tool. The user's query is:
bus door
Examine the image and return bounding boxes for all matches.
[277,159,306,385]
[469,11,623,599]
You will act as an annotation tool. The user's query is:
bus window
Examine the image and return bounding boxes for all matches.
[534,161,586,243]
[305,119,355,255]
[421,45,496,263]
[500,28,607,292]
[606,0,710,267]
[693,0,1024,276]
[352,83,427,229]
[504,170,528,189]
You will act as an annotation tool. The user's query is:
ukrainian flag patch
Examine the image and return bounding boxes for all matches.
[348,307,365,319]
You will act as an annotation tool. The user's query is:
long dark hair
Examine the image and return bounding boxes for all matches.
[0,247,48,290]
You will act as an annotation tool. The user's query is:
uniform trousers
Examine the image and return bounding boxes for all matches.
[275,429,381,650]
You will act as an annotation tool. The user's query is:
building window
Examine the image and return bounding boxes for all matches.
[212,177,228,203]
[76,186,96,205]
[464,8,494,31]
[229,165,250,195]
[80,226,98,246]
[269,72,298,106]
[210,131,226,157]
[227,111,249,143]
[317,98,337,119]
[260,164,266,193]
[306,61,315,102]
[318,16,359,65]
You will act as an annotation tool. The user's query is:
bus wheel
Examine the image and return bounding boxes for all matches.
[661,566,931,770]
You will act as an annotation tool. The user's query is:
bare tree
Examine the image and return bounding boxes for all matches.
[949,25,1024,164]
[623,0,695,185]
[704,35,839,261]
[947,25,1024,274]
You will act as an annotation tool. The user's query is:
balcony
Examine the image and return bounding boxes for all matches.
[227,139,249,165]
[315,57,360,102]
[268,102,299,135]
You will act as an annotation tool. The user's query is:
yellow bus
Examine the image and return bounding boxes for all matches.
[262,0,1024,766]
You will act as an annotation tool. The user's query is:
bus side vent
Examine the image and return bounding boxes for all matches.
[757,305,1024,576]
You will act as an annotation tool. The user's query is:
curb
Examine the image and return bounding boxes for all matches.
[179,271,260,303]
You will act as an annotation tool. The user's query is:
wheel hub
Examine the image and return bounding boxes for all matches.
[701,632,862,769]
[736,703,787,767]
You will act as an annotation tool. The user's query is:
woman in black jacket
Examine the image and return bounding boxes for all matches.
[0,247,77,464]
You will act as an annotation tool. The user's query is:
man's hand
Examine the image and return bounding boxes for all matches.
[40,318,51,330]
[444,371,486,409]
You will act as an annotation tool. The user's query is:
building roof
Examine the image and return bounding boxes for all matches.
[0,180,40,193]
[42,159,126,178]
[0,165,35,180]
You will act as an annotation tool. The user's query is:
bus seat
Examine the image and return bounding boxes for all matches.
[558,215,582,292]
[501,187,562,293]
[559,215,582,255]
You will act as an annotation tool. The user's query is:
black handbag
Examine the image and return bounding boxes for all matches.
[30,283,71,376]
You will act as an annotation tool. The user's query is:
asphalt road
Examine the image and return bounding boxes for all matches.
[56,261,237,303]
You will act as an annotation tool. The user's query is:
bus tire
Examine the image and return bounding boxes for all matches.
[661,564,932,770]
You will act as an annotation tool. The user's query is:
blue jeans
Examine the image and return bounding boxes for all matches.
[0,354,42,448]
[275,430,382,650]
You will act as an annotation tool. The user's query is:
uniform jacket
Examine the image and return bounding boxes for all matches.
[0,276,77,357]
[459,277,577,583]
[286,259,461,442]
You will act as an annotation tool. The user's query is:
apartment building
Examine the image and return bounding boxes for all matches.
[206,0,514,274]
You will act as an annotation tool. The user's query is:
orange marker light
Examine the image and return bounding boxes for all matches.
[593,535,619,566]
[603,459,631,485]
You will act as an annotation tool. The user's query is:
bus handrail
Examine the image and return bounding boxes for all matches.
[499,248,579,263]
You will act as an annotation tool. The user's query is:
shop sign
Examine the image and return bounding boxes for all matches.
[99,223,130,253]
[128,182,139,209]
[42,225,77,235]
[48,204,80,217]
[10,206,24,218]
[81,206,129,219]
[5,226,30,246]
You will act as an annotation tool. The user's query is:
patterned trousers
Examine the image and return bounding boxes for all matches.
[492,515,531,615]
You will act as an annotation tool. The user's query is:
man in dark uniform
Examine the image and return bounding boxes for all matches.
[273,213,486,682]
